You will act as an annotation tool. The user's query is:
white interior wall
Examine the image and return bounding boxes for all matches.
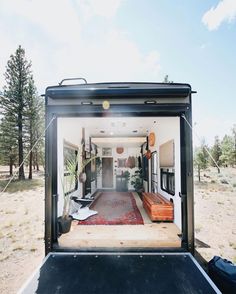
[97,147,140,190]
[149,117,181,230]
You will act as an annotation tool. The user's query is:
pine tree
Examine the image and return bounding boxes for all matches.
[33,97,45,171]
[194,141,208,182]
[25,76,44,179]
[2,46,31,180]
[163,75,173,83]
[211,135,222,173]
[25,76,36,179]
[0,114,18,175]
[220,135,234,167]
[232,124,236,167]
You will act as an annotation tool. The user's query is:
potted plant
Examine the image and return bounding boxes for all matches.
[58,156,77,234]
[131,169,144,194]
[96,157,102,174]
[58,150,97,234]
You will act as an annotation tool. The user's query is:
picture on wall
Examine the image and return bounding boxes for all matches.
[118,158,126,168]
[102,147,112,156]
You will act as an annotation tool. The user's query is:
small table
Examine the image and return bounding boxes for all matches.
[71,197,93,208]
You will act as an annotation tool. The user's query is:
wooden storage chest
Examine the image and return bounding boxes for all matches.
[142,192,174,221]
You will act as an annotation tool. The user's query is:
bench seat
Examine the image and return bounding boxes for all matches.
[142,192,174,221]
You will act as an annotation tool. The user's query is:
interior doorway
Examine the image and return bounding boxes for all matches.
[102,158,113,188]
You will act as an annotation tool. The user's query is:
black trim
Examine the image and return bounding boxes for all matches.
[46,82,191,99]
[180,107,194,254]
[45,113,57,254]
[45,85,194,255]
[46,103,190,117]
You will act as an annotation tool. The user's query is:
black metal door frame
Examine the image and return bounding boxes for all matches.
[45,103,194,254]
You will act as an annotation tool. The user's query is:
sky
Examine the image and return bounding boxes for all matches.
[0,0,235,146]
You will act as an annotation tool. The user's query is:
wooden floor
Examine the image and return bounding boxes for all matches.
[59,192,181,249]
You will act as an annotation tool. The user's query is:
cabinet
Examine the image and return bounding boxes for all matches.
[116,175,128,192]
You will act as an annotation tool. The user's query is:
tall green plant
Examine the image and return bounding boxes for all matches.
[131,169,143,192]
[61,152,97,219]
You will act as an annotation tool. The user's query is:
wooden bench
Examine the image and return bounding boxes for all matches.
[142,192,174,222]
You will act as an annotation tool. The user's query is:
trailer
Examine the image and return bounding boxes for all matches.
[20,80,221,293]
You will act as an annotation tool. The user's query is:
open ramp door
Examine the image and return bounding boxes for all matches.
[19,252,220,294]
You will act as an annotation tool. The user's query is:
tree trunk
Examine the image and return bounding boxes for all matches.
[35,150,39,171]
[28,150,33,179]
[18,111,25,180]
[198,165,201,182]
[28,125,33,179]
[9,157,13,176]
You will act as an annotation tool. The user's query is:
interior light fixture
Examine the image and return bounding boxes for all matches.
[144,100,157,104]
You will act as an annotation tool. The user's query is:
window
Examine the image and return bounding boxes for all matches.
[151,152,158,193]
[159,139,175,195]
[102,147,112,156]
[161,168,175,195]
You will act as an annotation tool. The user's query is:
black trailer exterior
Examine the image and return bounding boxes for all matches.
[44,81,194,254]
[19,252,220,294]
[25,81,221,294]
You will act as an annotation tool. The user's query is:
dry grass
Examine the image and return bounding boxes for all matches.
[0,178,43,194]
[195,167,236,262]
[0,171,44,294]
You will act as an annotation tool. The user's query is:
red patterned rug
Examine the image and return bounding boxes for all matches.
[78,192,144,225]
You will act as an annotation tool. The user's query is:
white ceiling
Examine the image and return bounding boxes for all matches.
[91,137,146,148]
[59,117,173,147]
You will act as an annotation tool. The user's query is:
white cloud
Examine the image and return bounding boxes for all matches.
[77,0,124,21]
[0,0,161,93]
[0,0,82,43]
[202,0,236,30]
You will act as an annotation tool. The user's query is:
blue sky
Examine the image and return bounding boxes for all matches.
[0,0,235,146]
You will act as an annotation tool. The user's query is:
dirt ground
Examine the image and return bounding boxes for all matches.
[194,167,236,262]
[0,170,45,294]
[0,167,235,293]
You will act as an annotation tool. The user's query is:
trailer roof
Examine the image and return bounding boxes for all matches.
[45,82,192,100]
